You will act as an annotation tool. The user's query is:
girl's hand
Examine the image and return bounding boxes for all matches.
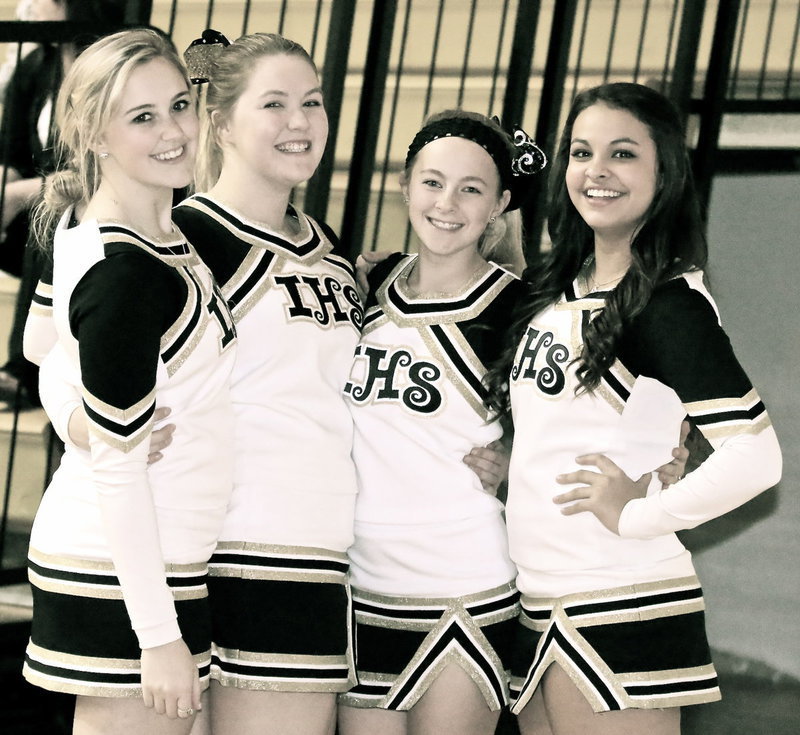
[146,407,176,465]
[655,419,690,488]
[553,454,650,534]
[140,637,200,720]
[463,440,509,497]
[68,405,175,464]
[355,250,393,301]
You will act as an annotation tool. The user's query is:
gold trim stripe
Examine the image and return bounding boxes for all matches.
[34,280,53,298]
[684,387,761,415]
[377,258,517,327]
[352,582,515,608]
[520,576,701,610]
[227,250,275,323]
[83,387,155,425]
[211,669,354,692]
[28,302,52,317]
[616,663,717,685]
[213,541,349,561]
[419,324,493,421]
[213,647,348,667]
[28,548,208,575]
[29,569,208,601]
[208,567,346,584]
[181,197,331,264]
[27,641,139,671]
[700,413,772,441]
[99,226,197,265]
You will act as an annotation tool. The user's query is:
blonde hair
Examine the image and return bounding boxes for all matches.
[404,109,526,275]
[480,209,526,275]
[33,29,188,250]
[195,33,318,192]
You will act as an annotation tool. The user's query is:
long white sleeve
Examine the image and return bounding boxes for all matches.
[37,345,82,446]
[71,254,183,649]
[619,425,782,537]
[23,276,57,366]
[616,274,782,540]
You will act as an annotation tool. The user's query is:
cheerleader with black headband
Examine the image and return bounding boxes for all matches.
[338,110,538,735]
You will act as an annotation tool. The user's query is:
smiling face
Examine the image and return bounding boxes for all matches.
[403,136,510,263]
[566,102,659,250]
[217,53,328,193]
[99,56,198,194]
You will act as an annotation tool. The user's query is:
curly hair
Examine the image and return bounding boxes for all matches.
[485,82,707,416]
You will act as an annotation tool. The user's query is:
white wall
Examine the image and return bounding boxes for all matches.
[686,171,800,678]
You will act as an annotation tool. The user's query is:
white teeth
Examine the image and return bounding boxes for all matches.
[153,146,183,161]
[276,141,310,153]
[586,188,622,198]
[428,218,462,230]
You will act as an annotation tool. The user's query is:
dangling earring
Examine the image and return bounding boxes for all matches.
[403,196,409,205]
[98,151,109,160]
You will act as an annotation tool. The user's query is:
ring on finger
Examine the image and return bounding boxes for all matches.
[177,707,195,717]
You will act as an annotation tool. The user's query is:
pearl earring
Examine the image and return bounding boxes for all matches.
[489,216,496,224]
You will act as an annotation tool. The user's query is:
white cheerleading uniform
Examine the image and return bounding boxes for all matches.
[173,195,361,691]
[23,211,236,696]
[346,254,518,596]
[506,270,781,712]
[341,254,520,711]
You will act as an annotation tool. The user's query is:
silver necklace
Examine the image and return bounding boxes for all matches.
[582,254,628,293]
[398,259,490,299]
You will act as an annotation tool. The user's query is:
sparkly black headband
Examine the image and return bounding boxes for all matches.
[404,116,547,211]
[184,29,230,84]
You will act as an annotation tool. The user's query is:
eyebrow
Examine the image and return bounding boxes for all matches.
[257,87,324,98]
[124,90,189,116]
[571,137,641,146]
[418,168,489,184]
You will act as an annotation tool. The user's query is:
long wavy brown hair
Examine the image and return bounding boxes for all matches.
[485,82,708,417]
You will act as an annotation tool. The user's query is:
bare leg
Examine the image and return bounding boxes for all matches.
[516,682,553,735]
[527,664,680,735]
[188,696,211,735]
[209,681,337,735]
[73,695,197,735]
[338,705,408,735]
[408,663,500,735]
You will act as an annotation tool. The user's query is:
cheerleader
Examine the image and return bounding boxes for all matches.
[488,82,782,735]
[171,33,360,735]
[337,111,530,735]
[21,29,236,734]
